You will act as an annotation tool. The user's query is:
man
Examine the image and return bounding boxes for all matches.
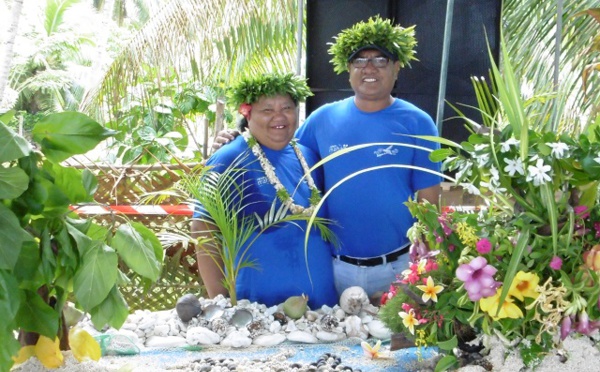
[215,17,441,298]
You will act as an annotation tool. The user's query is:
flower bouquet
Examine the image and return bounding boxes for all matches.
[379,38,600,370]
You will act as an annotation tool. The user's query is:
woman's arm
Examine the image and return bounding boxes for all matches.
[191,219,228,298]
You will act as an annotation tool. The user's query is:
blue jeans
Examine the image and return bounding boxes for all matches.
[333,252,411,298]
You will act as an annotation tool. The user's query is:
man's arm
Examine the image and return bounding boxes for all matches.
[191,219,228,298]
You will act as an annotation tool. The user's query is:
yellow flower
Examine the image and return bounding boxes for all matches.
[12,345,35,365]
[399,309,419,335]
[508,271,540,301]
[416,276,444,303]
[35,336,64,369]
[456,221,478,247]
[479,288,524,320]
[361,339,383,359]
[69,327,101,362]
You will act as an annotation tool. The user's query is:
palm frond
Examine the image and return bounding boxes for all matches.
[80,0,298,122]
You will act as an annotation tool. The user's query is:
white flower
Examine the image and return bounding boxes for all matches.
[594,156,600,165]
[475,153,490,167]
[474,144,489,152]
[546,142,569,159]
[504,157,525,176]
[500,138,520,153]
[460,182,481,196]
[526,158,552,186]
[489,166,500,180]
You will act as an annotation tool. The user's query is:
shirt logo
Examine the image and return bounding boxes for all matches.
[257,176,269,186]
[374,145,399,157]
[329,144,348,154]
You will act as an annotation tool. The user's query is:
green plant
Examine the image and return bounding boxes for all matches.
[168,157,336,306]
[0,110,164,370]
[379,36,600,370]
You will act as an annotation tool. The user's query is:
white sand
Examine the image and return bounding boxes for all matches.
[11,335,600,372]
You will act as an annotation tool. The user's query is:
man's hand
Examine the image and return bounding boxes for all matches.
[212,129,240,151]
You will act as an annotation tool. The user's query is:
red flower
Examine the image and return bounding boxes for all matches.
[238,103,252,119]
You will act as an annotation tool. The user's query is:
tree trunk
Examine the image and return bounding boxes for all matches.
[0,0,25,108]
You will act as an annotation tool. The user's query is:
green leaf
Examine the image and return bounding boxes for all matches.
[112,223,162,281]
[0,167,29,199]
[0,270,20,332]
[73,242,118,311]
[51,163,94,204]
[0,330,20,372]
[0,121,31,162]
[0,204,28,270]
[32,112,116,163]
[430,148,455,162]
[89,286,129,330]
[437,335,458,351]
[12,236,41,287]
[15,289,59,339]
[435,355,458,372]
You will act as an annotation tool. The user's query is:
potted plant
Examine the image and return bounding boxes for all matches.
[0,111,164,370]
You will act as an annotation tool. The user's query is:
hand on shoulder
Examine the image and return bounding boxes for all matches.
[212,129,240,151]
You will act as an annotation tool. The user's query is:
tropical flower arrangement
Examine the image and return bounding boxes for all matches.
[378,38,600,370]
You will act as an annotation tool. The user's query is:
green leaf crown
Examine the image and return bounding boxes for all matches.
[328,15,418,74]
[228,72,313,107]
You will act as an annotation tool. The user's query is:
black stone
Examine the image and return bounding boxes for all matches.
[175,293,201,322]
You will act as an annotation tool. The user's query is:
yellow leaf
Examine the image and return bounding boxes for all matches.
[35,336,64,368]
[12,345,36,364]
[69,327,101,362]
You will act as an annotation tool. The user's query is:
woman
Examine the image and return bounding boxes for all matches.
[191,72,337,308]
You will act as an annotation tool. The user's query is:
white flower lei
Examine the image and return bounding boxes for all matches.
[242,131,322,215]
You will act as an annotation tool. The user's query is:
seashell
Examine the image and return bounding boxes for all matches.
[339,286,370,315]
[246,320,264,338]
[320,314,339,332]
[210,317,230,336]
[272,312,288,325]
[230,308,253,327]
[202,304,224,321]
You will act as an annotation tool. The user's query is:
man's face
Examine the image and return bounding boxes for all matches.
[248,94,297,150]
[347,49,400,103]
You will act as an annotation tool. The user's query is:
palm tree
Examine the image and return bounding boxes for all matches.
[0,0,25,110]
[80,0,298,122]
[9,0,95,115]
[502,0,599,133]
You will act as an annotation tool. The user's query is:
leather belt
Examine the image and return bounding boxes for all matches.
[335,245,409,267]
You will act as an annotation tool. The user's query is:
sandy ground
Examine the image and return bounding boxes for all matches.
[10,334,600,372]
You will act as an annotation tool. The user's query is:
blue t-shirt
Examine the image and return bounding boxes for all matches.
[295,97,441,258]
[194,136,337,308]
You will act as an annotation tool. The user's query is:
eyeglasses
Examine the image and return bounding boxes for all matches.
[351,56,390,69]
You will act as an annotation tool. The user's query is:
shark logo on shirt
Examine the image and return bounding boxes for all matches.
[374,145,399,157]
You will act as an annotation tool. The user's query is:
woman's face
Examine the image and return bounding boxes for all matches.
[248,94,297,150]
